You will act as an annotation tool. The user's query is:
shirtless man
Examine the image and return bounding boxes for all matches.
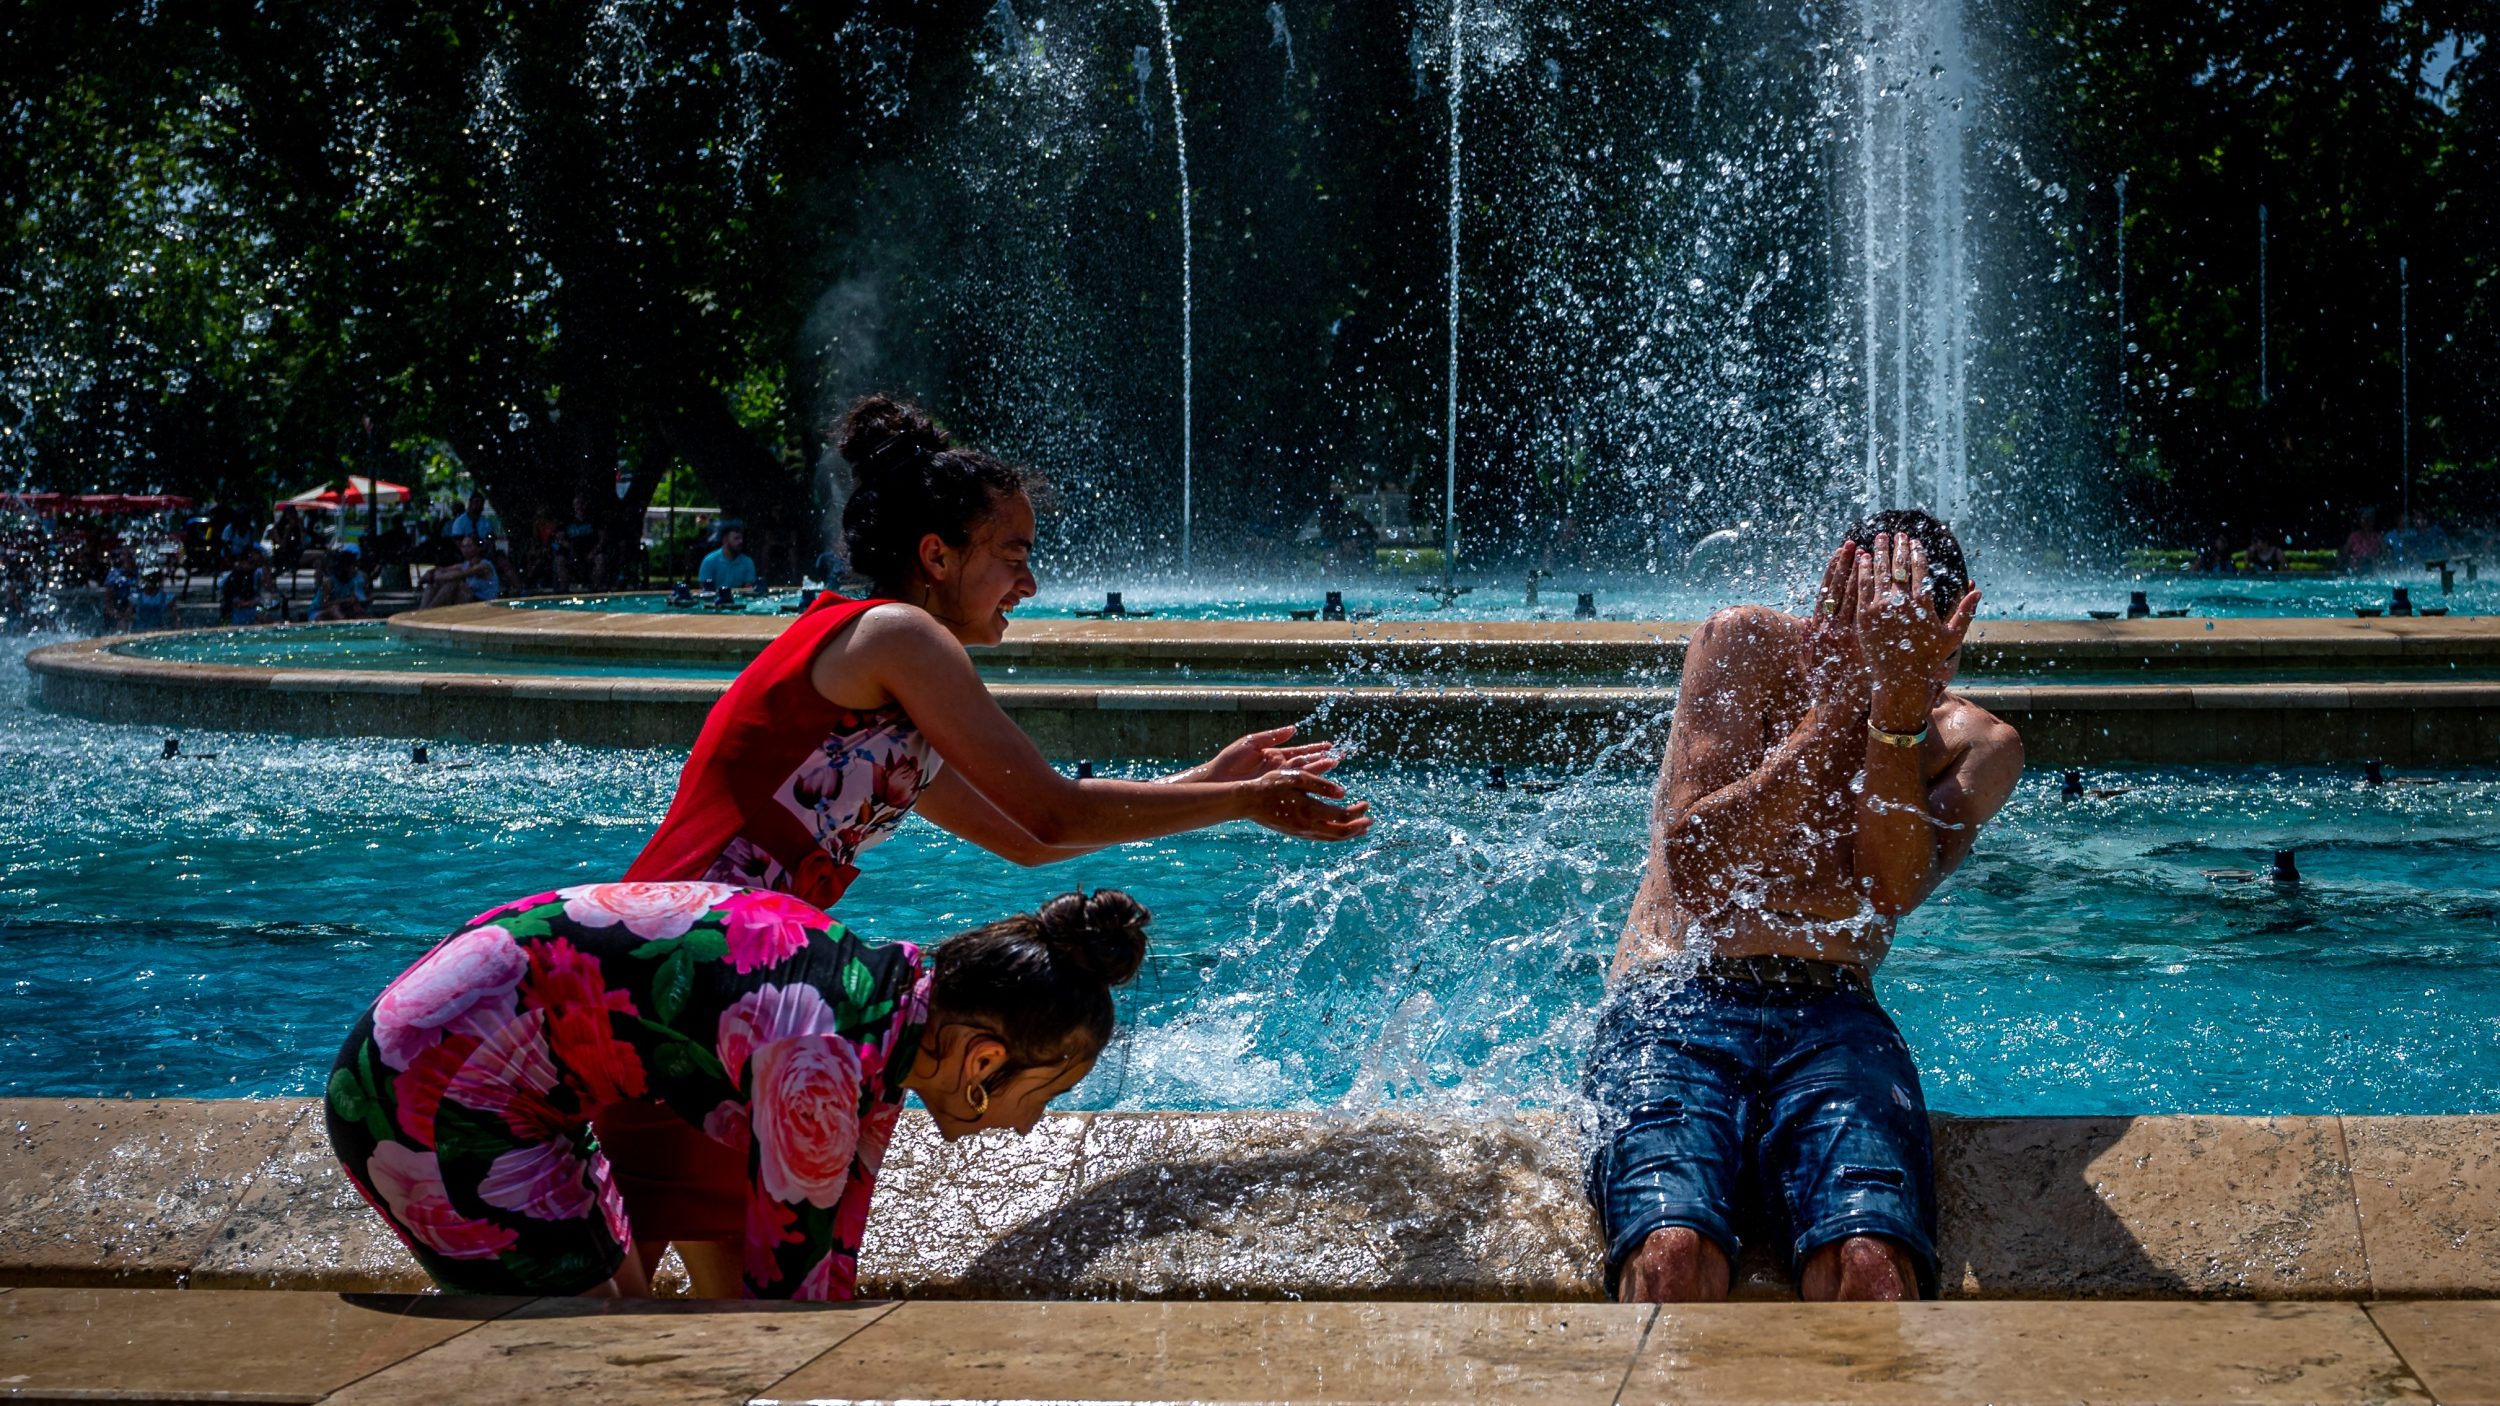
[1583,510,2024,1303]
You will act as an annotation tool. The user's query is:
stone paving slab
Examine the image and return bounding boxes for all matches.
[0,1288,521,1402]
[323,1298,898,1406]
[2345,1118,2500,1299]
[0,1098,307,1287]
[1935,1116,2370,1299]
[2367,1301,2500,1406]
[1616,1301,2429,1406]
[754,1299,1654,1406]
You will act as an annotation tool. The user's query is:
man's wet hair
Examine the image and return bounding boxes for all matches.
[1844,509,1972,614]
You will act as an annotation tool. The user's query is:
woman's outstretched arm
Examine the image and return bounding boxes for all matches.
[822,605,1370,849]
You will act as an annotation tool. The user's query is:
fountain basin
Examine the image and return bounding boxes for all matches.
[28,624,2500,764]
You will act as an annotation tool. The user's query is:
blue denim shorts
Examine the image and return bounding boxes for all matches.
[1581,964,1939,1298]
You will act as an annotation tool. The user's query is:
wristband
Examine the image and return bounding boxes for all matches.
[1868,719,1929,749]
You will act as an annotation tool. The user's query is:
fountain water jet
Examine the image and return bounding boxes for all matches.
[1150,1,1196,570]
[1443,0,1465,585]
[1850,0,1974,522]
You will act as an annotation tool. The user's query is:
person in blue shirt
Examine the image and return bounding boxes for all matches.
[698,523,759,591]
[447,492,499,543]
[131,572,177,631]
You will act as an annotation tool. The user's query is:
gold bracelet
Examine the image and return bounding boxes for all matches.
[1868,719,1929,749]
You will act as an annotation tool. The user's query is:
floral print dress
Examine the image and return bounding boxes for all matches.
[325,881,928,1300]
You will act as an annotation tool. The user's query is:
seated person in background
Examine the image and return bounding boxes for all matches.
[131,571,177,631]
[1584,510,2023,1304]
[554,493,607,590]
[221,547,270,625]
[316,547,372,621]
[698,523,760,592]
[418,533,498,609]
[2190,529,2237,574]
[2341,514,2387,574]
[103,549,140,631]
[2244,529,2286,572]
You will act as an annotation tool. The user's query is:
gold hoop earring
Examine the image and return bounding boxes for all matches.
[964,1082,990,1117]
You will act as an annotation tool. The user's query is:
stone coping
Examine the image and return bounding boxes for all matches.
[6,1100,2498,1304]
[29,630,2500,763]
[390,598,2500,672]
[4,1291,2489,1405]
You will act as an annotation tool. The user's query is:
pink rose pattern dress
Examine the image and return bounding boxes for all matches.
[325,881,929,1299]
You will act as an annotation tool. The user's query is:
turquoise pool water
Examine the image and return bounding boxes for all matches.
[109,624,2500,688]
[9,636,2499,1115]
[510,569,2498,623]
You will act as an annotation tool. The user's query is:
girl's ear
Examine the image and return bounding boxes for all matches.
[961,1033,1009,1087]
[915,531,952,584]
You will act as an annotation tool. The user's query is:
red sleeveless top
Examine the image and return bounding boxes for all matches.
[624,593,941,910]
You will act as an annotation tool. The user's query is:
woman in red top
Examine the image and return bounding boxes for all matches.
[606,394,1371,1293]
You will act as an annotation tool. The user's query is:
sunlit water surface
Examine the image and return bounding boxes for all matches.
[5,636,2496,1114]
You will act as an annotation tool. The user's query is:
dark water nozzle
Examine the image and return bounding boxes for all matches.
[711,585,736,609]
[1575,591,1598,620]
[2390,586,2414,616]
[411,744,429,766]
[1526,570,1548,607]
[1075,760,1094,779]
[2438,566,2455,595]
[2364,760,2385,786]
[162,737,180,760]
[2061,770,2084,799]
[668,581,695,607]
[1322,590,1347,622]
[2126,590,2151,619]
[2270,850,2301,885]
[1485,763,1508,792]
[1103,591,1126,617]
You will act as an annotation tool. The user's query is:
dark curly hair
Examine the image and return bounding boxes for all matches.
[929,889,1150,1072]
[1844,509,1973,615]
[837,394,1030,597]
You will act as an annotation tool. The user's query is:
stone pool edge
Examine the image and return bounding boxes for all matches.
[5,1099,2496,1303]
[28,631,2500,764]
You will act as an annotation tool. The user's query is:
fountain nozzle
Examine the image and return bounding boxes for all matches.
[1575,591,1598,620]
[1075,760,1094,779]
[1322,590,1347,622]
[2127,590,2151,619]
[1103,592,1127,618]
[2061,770,2084,799]
[1485,764,1508,792]
[2270,850,2301,885]
[412,744,429,766]
[2364,760,2386,786]
[2390,586,2414,617]
[162,737,179,760]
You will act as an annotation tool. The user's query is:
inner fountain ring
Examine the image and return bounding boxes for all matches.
[24,603,2500,765]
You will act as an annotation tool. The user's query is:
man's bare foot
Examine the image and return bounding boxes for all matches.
[1798,1234,1917,1301]
[1617,1226,1732,1303]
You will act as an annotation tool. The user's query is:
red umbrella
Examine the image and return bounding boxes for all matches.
[284,477,413,510]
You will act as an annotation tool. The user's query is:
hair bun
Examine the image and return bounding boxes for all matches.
[1034,889,1150,987]
[838,393,952,473]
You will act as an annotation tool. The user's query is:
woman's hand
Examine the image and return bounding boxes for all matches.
[1238,769,1373,842]
[1178,725,1343,785]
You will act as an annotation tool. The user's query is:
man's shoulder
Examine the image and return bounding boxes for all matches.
[1684,604,1805,682]
[1938,693,2025,789]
